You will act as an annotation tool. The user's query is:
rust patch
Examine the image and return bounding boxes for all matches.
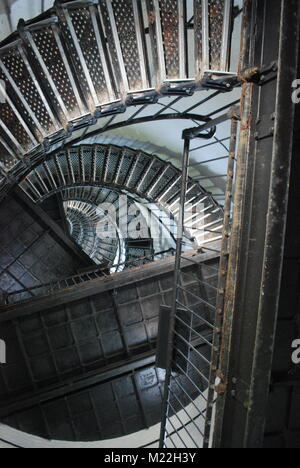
[215,369,227,395]
[239,83,253,131]
[216,383,227,395]
[211,6,218,19]
[148,11,155,25]
[238,67,260,84]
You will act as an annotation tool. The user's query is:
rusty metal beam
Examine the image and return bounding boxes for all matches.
[214,0,300,449]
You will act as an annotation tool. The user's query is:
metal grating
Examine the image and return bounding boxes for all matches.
[23,33,69,126]
[99,0,126,94]
[57,9,92,109]
[94,145,107,182]
[150,166,177,200]
[194,0,204,77]
[111,0,147,91]
[80,146,93,182]
[0,141,18,171]
[68,7,110,104]
[159,0,181,80]
[208,0,225,70]
[138,158,164,195]
[0,47,55,133]
[31,27,79,119]
[104,147,120,184]
[0,67,42,143]
[0,100,32,154]
[55,152,70,183]
[126,153,149,190]
[116,151,134,186]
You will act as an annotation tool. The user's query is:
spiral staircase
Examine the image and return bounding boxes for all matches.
[0,0,235,180]
[0,0,239,448]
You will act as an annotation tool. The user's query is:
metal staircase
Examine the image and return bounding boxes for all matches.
[0,0,241,448]
[65,199,121,265]
[0,0,235,180]
[20,144,224,246]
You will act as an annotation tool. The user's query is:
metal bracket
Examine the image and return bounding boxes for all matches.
[160,83,197,97]
[201,74,240,92]
[98,104,127,117]
[182,124,216,140]
[240,61,278,85]
[254,112,276,141]
[126,92,160,106]
[182,106,240,140]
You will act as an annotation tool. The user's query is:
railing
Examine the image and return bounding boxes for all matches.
[2,248,176,305]
[158,109,240,448]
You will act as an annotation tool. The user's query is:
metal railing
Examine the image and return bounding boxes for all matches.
[2,248,176,305]
[158,109,240,448]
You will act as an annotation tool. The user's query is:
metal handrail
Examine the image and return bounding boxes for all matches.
[158,109,240,449]
[3,248,176,303]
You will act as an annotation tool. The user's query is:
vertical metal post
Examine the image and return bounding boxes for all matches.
[159,137,190,448]
[203,116,239,447]
[214,0,300,449]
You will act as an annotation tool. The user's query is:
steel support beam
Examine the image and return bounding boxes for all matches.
[214,0,300,449]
